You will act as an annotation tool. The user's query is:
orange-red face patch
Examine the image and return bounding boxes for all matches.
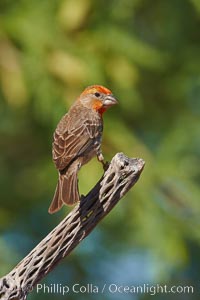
[92,99,103,110]
[92,99,106,115]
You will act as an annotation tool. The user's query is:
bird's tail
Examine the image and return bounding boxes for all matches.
[48,165,80,214]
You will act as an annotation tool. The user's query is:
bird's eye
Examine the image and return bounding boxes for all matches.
[94,92,100,97]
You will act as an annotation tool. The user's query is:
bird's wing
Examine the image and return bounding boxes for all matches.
[52,108,102,171]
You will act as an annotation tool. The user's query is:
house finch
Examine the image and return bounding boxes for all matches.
[48,85,118,214]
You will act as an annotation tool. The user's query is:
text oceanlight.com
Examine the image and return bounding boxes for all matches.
[35,283,194,295]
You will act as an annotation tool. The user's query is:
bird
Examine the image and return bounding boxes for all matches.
[48,85,118,214]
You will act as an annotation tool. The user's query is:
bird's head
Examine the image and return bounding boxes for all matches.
[79,85,118,115]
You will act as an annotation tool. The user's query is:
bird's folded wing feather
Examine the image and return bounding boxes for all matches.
[52,111,101,171]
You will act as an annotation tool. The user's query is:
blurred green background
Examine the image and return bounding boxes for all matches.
[0,0,200,299]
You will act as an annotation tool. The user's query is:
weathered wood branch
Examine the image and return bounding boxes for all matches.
[0,153,145,300]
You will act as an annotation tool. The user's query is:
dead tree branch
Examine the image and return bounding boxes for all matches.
[0,153,145,300]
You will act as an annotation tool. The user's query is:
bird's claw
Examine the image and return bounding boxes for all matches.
[97,153,109,171]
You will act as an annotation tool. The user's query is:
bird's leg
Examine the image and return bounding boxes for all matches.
[97,151,109,171]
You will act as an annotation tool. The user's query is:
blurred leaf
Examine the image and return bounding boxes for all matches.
[0,39,27,107]
[48,50,88,84]
[58,0,91,31]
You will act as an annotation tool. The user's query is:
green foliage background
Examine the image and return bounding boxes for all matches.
[0,0,200,299]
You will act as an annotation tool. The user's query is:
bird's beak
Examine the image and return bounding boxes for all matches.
[104,94,118,107]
